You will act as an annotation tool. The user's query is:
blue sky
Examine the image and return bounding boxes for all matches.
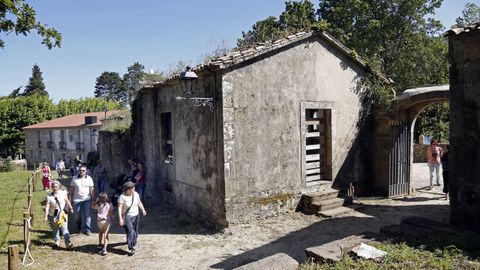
[0,0,475,102]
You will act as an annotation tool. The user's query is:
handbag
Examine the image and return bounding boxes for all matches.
[54,197,68,227]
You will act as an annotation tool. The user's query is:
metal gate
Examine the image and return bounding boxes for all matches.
[388,121,411,197]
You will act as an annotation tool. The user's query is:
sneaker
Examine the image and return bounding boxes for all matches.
[99,249,107,255]
[66,242,74,249]
[54,240,60,247]
[84,231,92,236]
[128,249,136,256]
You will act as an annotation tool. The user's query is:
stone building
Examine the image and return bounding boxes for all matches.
[24,111,120,167]
[446,22,480,232]
[103,31,383,227]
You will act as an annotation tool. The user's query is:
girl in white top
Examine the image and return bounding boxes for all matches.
[92,192,114,255]
[117,181,146,255]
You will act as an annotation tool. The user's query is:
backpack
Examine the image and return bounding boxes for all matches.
[111,189,122,207]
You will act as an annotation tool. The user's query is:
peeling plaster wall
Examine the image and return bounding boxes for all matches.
[135,72,226,227]
[222,36,372,222]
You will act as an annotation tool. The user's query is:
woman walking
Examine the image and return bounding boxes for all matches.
[426,138,444,190]
[44,181,74,248]
[42,162,52,190]
[117,181,146,255]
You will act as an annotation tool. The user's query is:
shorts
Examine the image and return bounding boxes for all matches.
[97,219,111,233]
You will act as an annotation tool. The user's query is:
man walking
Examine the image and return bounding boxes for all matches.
[69,165,95,235]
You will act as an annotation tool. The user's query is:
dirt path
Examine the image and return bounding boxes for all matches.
[27,166,449,270]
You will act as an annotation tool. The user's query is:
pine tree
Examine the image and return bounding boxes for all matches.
[24,64,48,96]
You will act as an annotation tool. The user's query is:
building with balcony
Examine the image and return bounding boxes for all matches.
[23,111,121,167]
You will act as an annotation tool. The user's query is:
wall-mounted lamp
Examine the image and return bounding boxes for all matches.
[175,66,216,111]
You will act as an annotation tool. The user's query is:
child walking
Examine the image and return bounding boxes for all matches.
[93,192,114,255]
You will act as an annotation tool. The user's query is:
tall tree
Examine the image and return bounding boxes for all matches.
[121,62,145,107]
[24,64,48,96]
[453,2,480,28]
[8,86,22,97]
[0,0,61,49]
[238,0,317,47]
[94,71,122,101]
[279,0,317,33]
[317,0,447,93]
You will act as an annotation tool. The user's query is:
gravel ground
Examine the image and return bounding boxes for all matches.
[27,163,449,270]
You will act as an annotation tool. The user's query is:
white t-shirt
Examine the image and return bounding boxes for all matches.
[46,190,68,216]
[118,192,140,217]
[70,175,94,203]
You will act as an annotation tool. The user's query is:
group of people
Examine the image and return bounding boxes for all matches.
[43,158,147,256]
[426,138,449,198]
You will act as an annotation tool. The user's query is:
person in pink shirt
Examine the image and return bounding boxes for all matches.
[92,192,114,255]
[426,138,444,189]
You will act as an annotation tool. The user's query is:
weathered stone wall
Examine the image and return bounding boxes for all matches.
[448,26,480,232]
[222,35,372,222]
[98,131,132,187]
[135,73,226,227]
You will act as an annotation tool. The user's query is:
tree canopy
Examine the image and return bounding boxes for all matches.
[238,1,317,47]
[0,0,61,49]
[453,2,480,28]
[94,71,122,102]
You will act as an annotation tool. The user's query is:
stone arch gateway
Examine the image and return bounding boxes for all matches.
[372,85,449,197]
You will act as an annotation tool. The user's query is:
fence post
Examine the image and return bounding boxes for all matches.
[31,172,36,192]
[28,178,32,195]
[8,245,20,270]
[23,212,31,253]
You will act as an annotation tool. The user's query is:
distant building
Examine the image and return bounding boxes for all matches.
[23,111,120,167]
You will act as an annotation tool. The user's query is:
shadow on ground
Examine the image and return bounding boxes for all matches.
[209,203,455,269]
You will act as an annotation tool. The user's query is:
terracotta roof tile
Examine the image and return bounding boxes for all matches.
[446,22,480,36]
[23,110,123,130]
[144,30,389,89]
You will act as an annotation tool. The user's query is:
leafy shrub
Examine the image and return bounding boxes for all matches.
[0,157,15,172]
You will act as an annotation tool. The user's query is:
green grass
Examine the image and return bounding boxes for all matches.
[0,170,55,266]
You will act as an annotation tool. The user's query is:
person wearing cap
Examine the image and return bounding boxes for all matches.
[69,164,95,235]
[117,181,146,255]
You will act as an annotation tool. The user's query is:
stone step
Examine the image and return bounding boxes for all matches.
[317,206,357,218]
[313,198,345,212]
[305,234,379,263]
[302,190,339,204]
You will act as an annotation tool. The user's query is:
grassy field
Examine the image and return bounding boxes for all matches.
[0,170,59,267]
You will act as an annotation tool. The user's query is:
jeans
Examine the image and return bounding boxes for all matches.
[73,199,91,233]
[429,163,442,188]
[97,179,106,194]
[123,215,140,251]
[136,183,146,202]
[48,215,71,245]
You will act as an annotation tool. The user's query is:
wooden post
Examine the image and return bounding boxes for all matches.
[8,245,20,270]
[28,179,32,195]
[23,212,30,253]
[31,172,36,191]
